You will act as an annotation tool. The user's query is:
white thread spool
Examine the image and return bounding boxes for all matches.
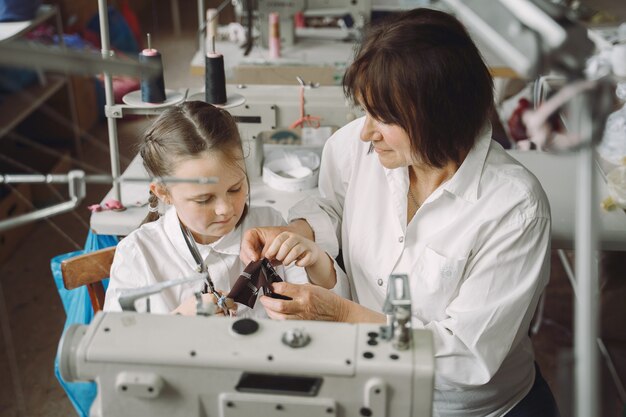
[611,44,626,78]
[269,12,281,59]
[205,8,218,51]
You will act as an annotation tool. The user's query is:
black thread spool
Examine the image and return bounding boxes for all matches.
[205,38,227,105]
[139,34,166,103]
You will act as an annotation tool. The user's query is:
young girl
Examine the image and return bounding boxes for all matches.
[103,101,344,316]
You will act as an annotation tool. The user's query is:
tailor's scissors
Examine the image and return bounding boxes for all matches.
[179,222,231,315]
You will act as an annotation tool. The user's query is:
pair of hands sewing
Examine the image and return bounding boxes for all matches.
[173,227,347,321]
[241,226,350,322]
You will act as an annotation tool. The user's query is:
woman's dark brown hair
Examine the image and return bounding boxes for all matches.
[139,101,247,224]
[343,8,494,168]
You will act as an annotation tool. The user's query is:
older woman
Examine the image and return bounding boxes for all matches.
[242,8,559,417]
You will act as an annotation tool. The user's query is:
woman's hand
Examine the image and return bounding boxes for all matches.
[171,291,237,316]
[264,232,321,267]
[259,282,347,321]
[261,282,387,323]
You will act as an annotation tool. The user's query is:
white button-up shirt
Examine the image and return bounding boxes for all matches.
[289,117,551,416]
[104,206,311,316]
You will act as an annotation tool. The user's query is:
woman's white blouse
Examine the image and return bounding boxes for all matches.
[104,206,311,317]
[289,117,551,417]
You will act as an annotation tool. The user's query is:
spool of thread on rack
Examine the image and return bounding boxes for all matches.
[205,8,218,50]
[205,37,227,105]
[139,33,166,103]
[294,11,305,29]
[269,12,281,59]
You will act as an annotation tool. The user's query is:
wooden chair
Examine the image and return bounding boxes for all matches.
[61,246,116,312]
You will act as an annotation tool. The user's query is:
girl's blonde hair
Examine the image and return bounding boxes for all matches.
[139,101,245,224]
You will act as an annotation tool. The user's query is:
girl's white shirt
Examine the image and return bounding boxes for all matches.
[289,116,552,417]
[104,206,349,317]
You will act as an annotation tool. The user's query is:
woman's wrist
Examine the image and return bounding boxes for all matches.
[336,296,352,322]
[337,297,386,324]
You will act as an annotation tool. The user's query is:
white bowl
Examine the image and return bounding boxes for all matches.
[262,150,320,192]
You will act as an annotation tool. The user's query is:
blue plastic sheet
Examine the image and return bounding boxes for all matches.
[51,231,118,417]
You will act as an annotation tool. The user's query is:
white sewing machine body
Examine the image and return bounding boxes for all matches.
[58,312,434,417]
[226,84,363,177]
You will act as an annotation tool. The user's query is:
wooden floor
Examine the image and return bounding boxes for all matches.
[1,2,625,416]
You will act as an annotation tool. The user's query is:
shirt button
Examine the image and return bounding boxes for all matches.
[398,236,404,243]
[377,278,384,286]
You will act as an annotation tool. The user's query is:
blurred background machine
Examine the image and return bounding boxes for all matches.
[257,0,371,47]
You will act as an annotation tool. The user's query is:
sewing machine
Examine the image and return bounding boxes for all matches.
[257,0,372,47]
[225,83,363,176]
[57,275,435,417]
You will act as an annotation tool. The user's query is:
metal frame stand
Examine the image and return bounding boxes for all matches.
[572,90,600,417]
[98,0,122,201]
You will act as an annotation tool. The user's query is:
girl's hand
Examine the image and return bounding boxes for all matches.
[172,291,237,316]
[264,232,321,268]
[240,220,315,265]
[240,226,290,264]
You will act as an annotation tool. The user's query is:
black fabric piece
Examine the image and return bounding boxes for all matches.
[229,258,287,308]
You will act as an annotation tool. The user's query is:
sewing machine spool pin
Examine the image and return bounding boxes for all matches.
[380,274,413,351]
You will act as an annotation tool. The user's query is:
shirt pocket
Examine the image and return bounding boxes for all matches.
[414,247,468,319]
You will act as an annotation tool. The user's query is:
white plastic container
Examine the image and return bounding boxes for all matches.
[262,149,321,192]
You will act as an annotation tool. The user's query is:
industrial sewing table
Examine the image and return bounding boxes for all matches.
[90,150,626,250]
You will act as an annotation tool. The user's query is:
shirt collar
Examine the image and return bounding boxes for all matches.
[442,123,492,203]
[210,222,242,256]
[382,123,492,213]
[163,207,242,266]
[164,207,198,271]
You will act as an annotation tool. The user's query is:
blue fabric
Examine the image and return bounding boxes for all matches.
[52,33,92,50]
[51,231,118,417]
[0,0,41,22]
[0,67,39,96]
[86,6,139,55]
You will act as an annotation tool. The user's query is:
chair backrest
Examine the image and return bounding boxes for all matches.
[61,246,116,312]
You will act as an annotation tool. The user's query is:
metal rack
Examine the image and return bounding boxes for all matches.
[0,4,81,156]
[96,0,190,202]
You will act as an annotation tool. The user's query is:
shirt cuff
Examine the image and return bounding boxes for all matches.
[288,197,339,257]
[328,255,352,300]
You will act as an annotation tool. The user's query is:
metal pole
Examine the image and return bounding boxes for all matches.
[54,7,83,159]
[198,0,206,59]
[171,0,181,37]
[573,90,599,417]
[98,0,122,201]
